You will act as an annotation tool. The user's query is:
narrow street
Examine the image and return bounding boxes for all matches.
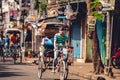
[1,58,120,80]
[0,58,85,80]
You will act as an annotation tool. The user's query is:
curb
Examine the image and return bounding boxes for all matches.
[69,72,106,80]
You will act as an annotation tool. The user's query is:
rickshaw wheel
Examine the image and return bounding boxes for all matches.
[38,68,42,79]
[38,56,44,79]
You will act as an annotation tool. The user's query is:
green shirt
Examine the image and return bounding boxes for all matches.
[54,33,68,45]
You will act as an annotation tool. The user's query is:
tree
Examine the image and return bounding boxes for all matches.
[34,0,47,17]
[85,0,104,74]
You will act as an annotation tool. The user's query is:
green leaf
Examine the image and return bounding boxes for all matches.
[89,0,101,10]
[92,11,104,21]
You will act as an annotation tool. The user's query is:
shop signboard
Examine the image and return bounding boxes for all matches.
[87,16,96,31]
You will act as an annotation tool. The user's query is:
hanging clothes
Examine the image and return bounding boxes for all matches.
[96,20,106,64]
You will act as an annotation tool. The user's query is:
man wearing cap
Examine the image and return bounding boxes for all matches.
[52,27,68,72]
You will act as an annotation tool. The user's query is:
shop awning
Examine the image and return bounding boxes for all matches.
[40,22,64,29]
[57,16,66,19]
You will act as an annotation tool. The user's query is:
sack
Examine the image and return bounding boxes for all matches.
[43,37,53,46]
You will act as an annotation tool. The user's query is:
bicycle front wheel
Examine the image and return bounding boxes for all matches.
[59,61,68,80]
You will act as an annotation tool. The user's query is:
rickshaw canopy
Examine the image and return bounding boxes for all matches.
[37,22,65,36]
[3,28,24,47]
[40,22,64,29]
[4,28,22,35]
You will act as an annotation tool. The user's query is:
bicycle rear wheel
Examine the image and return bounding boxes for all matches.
[59,61,68,80]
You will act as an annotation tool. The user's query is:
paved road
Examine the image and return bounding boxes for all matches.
[0,58,87,80]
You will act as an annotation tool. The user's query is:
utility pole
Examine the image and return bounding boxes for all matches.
[104,0,115,77]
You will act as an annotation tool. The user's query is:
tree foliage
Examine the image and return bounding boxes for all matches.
[39,2,47,12]
[92,11,104,21]
[34,0,47,14]
[89,0,104,21]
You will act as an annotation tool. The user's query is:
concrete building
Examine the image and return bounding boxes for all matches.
[1,0,20,28]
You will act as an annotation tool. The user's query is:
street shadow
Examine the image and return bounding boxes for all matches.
[40,78,80,80]
[0,61,35,66]
[0,72,27,77]
[0,65,11,71]
[0,58,34,66]
[13,62,34,66]
[0,65,22,72]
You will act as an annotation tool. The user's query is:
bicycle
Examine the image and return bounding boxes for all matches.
[56,48,69,80]
[37,46,69,80]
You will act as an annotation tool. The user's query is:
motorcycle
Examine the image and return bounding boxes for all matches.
[111,48,120,68]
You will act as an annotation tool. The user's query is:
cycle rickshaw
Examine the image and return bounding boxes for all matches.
[37,22,74,80]
[3,28,24,64]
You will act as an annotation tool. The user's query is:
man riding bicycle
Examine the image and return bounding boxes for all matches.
[52,27,68,72]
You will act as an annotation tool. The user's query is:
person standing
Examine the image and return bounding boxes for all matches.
[0,34,5,61]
